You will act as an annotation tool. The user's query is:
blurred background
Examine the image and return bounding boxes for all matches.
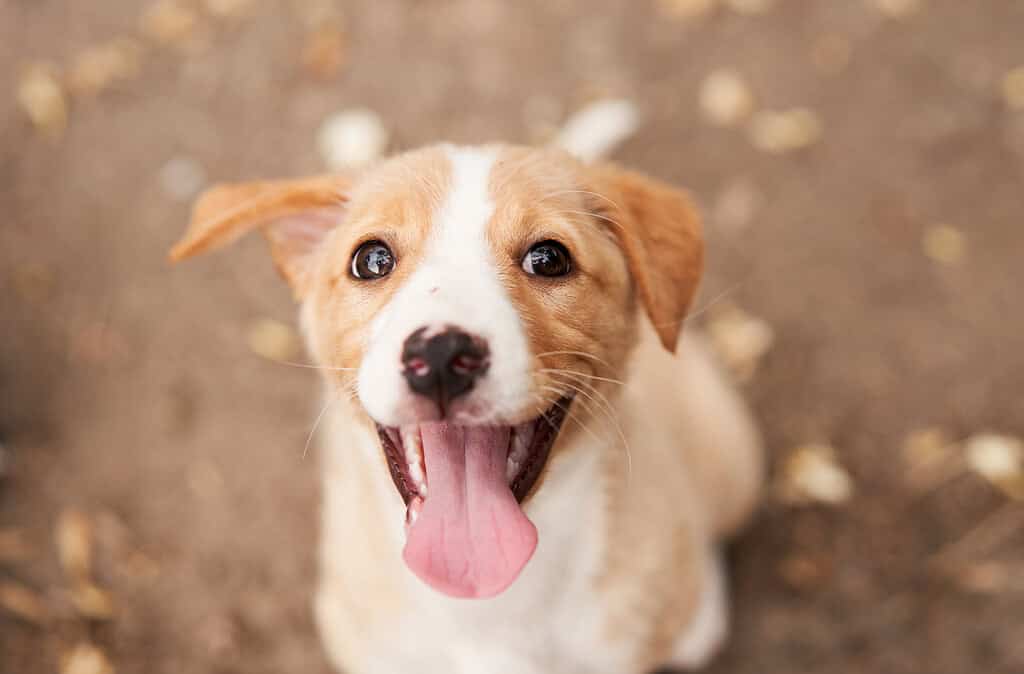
[2,1,1023,673]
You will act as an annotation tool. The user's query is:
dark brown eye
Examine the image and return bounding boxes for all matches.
[351,241,395,280]
[522,240,572,277]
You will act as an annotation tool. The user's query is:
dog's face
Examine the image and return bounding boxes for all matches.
[171,144,702,599]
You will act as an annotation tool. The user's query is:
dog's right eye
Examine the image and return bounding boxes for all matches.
[351,241,396,280]
[521,240,572,278]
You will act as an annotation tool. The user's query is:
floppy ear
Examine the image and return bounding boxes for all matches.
[169,174,351,298]
[587,164,704,353]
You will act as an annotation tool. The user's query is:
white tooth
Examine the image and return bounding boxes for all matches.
[400,426,420,455]
[506,457,521,484]
[511,428,532,463]
[408,461,425,489]
[401,426,427,493]
[506,425,534,483]
[406,496,424,529]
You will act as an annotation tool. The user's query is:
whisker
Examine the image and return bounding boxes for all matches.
[550,389,608,438]
[275,360,359,372]
[546,208,624,230]
[537,189,622,212]
[303,394,339,459]
[680,282,745,327]
[544,372,633,481]
[538,386,608,450]
[534,389,574,434]
[534,350,615,370]
[538,367,625,387]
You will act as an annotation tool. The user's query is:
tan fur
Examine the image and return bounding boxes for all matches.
[598,324,762,669]
[171,174,352,296]
[302,147,451,395]
[170,143,762,674]
[586,163,704,352]
[485,147,638,485]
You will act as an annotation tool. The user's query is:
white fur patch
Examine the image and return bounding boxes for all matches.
[670,551,729,669]
[555,98,639,163]
[357,146,533,427]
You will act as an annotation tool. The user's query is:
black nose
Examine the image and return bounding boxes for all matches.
[401,326,490,413]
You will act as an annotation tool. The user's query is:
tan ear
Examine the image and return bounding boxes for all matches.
[169,175,351,298]
[587,164,704,353]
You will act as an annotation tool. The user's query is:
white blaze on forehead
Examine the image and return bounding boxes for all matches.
[358,145,533,427]
[441,147,497,246]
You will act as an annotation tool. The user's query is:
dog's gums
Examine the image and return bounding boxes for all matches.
[375,396,573,598]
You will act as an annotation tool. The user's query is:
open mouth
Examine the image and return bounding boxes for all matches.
[375,396,573,598]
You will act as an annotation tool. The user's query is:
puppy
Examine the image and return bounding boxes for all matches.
[171,144,763,674]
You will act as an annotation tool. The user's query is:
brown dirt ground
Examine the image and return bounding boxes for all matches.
[2,1,1023,673]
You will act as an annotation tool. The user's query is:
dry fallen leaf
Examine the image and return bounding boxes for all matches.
[0,581,50,624]
[748,108,823,153]
[62,642,114,674]
[955,561,1011,594]
[159,156,207,201]
[203,0,256,19]
[658,0,719,19]
[868,0,924,18]
[966,433,1024,499]
[68,39,145,96]
[903,427,957,465]
[140,0,200,46]
[902,427,962,490]
[777,444,855,506]
[318,109,389,170]
[247,318,299,362]
[1001,66,1024,111]
[70,582,116,620]
[922,224,966,265]
[556,99,639,163]
[56,509,94,582]
[302,21,347,79]
[705,303,775,382]
[16,63,69,139]
[713,178,762,234]
[699,69,755,127]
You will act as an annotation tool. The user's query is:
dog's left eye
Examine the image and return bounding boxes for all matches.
[521,240,572,277]
[351,241,396,280]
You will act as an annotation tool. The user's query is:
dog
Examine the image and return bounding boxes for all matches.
[171,143,763,674]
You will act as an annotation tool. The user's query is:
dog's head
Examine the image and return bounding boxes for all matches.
[171,144,702,598]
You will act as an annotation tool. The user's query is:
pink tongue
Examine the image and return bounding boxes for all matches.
[403,423,538,598]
